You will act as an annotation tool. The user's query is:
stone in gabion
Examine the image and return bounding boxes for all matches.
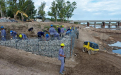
[0,41,6,46]
[0,34,73,58]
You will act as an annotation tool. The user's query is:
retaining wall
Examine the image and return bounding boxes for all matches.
[0,36,72,58]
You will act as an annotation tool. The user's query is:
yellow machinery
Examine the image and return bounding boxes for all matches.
[83,41,99,55]
[15,10,31,22]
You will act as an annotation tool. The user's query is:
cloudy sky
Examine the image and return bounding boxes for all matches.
[33,0,121,20]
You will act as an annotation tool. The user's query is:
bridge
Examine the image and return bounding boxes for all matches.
[70,20,121,28]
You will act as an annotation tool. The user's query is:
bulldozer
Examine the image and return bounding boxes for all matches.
[15,10,32,22]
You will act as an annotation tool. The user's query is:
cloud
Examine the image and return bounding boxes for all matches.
[33,0,121,20]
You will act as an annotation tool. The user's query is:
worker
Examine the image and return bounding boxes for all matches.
[60,25,65,38]
[28,27,33,32]
[37,30,45,40]
[66,30,71,35]
[67,27,70,31]
[75,27,79,39]
[72,26,74,30]
[69,27,72,34]
[10,30,17,39]
[64,27,66,32]
[45,34,50,41]
[54,31,60,40]
[49,25,56,40]
[1,26,6,41]
[19,33,27,40]
[57,26,61,36]
[58,43,66,74]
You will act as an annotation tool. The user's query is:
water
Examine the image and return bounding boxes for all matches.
[112,49,121,54]
[108,41,121,47]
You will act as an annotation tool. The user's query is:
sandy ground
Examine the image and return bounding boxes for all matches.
[0,22,121,75]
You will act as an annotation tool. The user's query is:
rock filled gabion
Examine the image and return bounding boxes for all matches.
[0,35,72,58]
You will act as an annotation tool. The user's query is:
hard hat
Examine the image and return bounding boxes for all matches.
[57,26,58,27]
[60,43,65,46]
[51,25,53,27]
[46,34,49,37]
[1,26,4,28]
[10,30,13,33]
[62,25,64,27]
[19,34,22,38]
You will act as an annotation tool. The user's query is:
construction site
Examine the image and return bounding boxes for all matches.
[0,20,121,75]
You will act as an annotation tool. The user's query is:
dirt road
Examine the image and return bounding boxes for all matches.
[0,25,121,75]
[65,27,121,75]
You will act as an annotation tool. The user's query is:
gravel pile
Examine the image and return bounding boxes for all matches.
[0,18,17,22]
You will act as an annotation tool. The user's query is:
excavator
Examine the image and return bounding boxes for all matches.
[15,10,32,22]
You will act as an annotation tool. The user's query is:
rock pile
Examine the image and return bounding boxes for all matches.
[0,18,17,22]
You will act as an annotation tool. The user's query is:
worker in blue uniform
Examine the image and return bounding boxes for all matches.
[49,25,56,40]
[1,26,6,41]
[37,31,45,40]
[60,25,65,38]
[57,26,61,36]
[10,30,17,39]
[54,31,60,40]
[19,33,28,40]
[58,43,66,74]
[45,34,50,41]
[66,30,71,35]
[28,27,33,32]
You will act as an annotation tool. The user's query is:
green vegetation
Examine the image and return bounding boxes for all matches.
[48,0,77,22]
[38,2,46,22]
[0,0,77,23]
[0,0,37,19]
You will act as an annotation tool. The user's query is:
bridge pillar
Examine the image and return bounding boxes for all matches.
[116,22,118,28]
[94,22,96,28]
[118,22,120,26]
[87,22,89,26]
[108,22,111,28]
[102,22,105,28]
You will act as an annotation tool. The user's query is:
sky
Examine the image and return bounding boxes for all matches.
[33,0,121,20]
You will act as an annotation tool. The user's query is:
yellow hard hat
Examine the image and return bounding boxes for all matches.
[57,26,58,27]
[60,43,65,46]
[70,27,71,29]
[19,34,22,38]
[62,25,64,27]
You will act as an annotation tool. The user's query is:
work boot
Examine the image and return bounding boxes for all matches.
[59,72,63,75]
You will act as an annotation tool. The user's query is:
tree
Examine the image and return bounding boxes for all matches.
[66,1,77,22]
[19,0,37,18]
[56,0,65,22]
[0,0,6,17]
[7,0,19,18]
[7,0,36,19]
[48,1,57,22]
[38,2,46,22]
[59,3,66,22]
[48,0,77,22]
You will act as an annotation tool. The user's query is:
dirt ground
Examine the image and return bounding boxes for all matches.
[0,22,121,75]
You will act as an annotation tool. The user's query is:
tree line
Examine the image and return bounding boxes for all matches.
[0,0,77,22]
